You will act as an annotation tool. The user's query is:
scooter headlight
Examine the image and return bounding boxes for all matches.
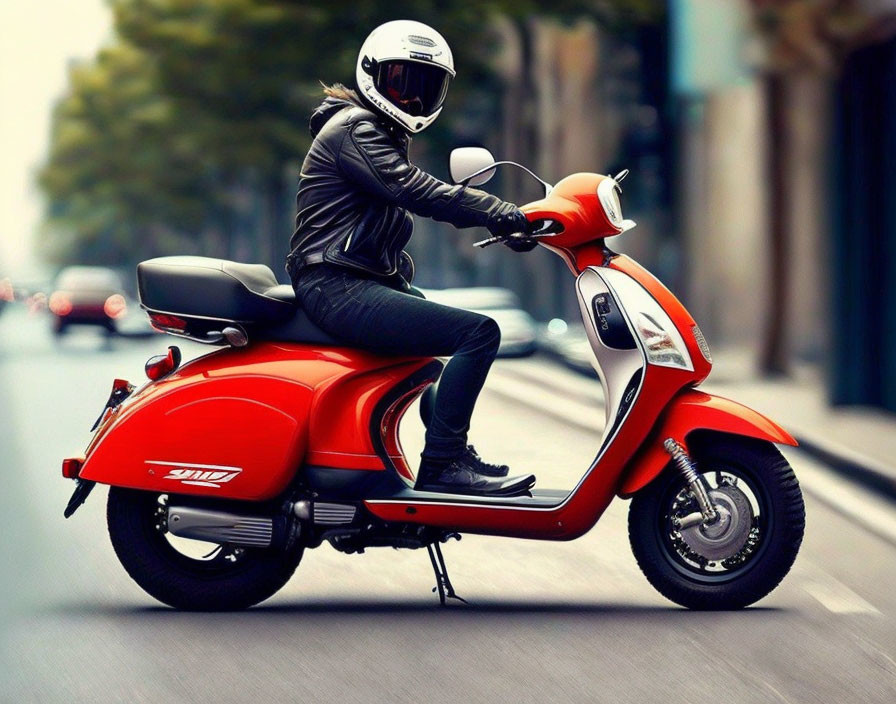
[635,313,689,369]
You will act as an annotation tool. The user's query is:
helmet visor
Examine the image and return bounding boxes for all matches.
[375,60,451,117]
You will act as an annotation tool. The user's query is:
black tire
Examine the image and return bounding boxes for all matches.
[628,433,804,610]
[107,487,304,611]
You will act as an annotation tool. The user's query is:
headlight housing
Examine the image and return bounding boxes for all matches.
[597,178,623,228]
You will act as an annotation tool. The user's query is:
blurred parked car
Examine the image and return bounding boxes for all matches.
[419,286,538,357]
[48,266,129,337]
[538,318,598,376]
[0,277,12,315]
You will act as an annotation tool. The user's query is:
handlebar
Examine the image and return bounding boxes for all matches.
[473,218,564,248]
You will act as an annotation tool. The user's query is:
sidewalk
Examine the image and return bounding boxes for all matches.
[704,350,896,500]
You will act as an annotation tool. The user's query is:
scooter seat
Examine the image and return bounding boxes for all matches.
[137,256,339,345]
[139,256,294,323]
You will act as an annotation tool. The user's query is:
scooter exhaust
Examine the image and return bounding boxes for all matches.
[167,501,359,548]
[167,506,274,548]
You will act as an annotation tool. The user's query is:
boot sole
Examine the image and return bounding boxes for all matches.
[415,474,536,498]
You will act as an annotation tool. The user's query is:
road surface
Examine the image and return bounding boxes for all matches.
[1,307,894,703]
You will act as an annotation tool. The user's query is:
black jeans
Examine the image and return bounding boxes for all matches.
[292,264,500,462]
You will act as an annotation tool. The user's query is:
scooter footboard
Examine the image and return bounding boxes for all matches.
[616,388,797,497]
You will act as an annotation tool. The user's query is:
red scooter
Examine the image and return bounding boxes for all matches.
[62,148,805,610]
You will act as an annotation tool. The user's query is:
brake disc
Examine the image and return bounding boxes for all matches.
[679,485,753,561]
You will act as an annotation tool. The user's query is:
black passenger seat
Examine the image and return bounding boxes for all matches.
[137,256,338,345]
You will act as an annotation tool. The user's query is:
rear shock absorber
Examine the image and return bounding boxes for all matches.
[664,439,718,524]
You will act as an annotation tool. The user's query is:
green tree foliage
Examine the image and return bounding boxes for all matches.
[40,43,210,266]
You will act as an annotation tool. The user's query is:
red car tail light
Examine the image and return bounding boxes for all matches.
[148,312,187,333]
[62,457,83,479]
[48,291,73,316]
[145,346,182,381]
[0,278,13,302]
[104,294,127,319]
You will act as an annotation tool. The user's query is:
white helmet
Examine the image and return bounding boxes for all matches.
[355,20,455,134]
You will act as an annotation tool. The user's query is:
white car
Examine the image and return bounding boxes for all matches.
[418,286,538,357]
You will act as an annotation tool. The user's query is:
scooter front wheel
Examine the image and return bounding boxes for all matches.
[107,487,304,611]
[628,433,805,610]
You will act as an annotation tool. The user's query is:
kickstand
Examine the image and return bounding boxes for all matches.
[427,541,468,606]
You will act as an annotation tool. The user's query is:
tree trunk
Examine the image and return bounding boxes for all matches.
[760,74,791,375]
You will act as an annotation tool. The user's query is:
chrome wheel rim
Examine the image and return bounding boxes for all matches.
[658,466,771,583]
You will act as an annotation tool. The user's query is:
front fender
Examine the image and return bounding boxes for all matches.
[617,389,797,497]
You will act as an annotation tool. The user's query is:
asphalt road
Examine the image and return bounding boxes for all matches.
[1,307,894,703]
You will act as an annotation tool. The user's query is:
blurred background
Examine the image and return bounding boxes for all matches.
[3,0,895,404]
[2,2,895,702]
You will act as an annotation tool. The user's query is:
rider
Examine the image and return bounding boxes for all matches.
[286,20,536,497]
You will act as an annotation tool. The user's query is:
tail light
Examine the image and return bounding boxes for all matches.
[104,294,127,319]
[148,312,187,333]
[145,346,182,381]
[48,291,73,316]
[62,457,83,479]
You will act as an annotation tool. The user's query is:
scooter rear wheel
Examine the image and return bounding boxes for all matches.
[107,487,304,611]
[628,433,804,610]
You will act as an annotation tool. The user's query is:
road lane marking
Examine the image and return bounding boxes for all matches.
[485,372,604,435]
[801,575,880,615]
[495,358,603,405]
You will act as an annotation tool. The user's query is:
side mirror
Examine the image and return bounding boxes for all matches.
[449,147,496,187]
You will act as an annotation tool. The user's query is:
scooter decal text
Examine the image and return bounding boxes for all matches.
[146,460,243,488]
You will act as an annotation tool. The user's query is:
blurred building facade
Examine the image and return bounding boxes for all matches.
[430,0,896,412]
[667,0,896,411]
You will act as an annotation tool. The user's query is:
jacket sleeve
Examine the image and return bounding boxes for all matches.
[336,119,516,229]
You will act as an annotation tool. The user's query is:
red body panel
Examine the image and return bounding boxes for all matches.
[79,343,433,500]
[616,389,798,497]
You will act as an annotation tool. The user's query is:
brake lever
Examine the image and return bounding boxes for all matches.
[474,219,562,248]
[474,230,560,249]
[474,235,503,248]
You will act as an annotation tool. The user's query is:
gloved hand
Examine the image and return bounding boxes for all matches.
[487,206,530,239]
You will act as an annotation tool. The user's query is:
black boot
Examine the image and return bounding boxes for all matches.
[416,448,534,497]
[463,444,509,477]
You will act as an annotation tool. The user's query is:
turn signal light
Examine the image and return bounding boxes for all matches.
[62,457,83,479]
[148,312,187,333]
[145,346,182,381]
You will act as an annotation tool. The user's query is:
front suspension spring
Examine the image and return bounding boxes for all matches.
[664,439,717,523]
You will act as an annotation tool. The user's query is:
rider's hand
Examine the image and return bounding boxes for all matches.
[487,206,530,239]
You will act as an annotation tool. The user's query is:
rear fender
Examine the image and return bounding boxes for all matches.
[617,389,797,497]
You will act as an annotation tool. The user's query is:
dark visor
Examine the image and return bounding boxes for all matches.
[375,60,451,117]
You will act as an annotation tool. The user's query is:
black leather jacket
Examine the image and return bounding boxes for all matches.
[287,97,520,282]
